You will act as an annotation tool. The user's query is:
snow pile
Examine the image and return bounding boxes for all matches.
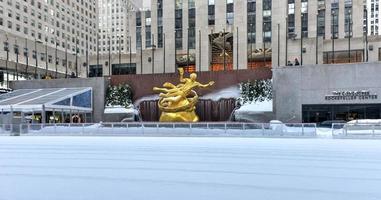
[236,100,273,113]
[200,86,240,101]
[347,119,381,124]
[104,105,138,114]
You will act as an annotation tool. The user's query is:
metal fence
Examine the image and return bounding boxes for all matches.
[332,123,381,138]
[0,123,317,137]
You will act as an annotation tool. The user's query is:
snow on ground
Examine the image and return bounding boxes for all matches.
[236,100,273,112]
[1,137,381,200]
[104,106,138,114]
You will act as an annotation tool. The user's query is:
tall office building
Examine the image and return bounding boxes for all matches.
[90,0,381,76]
[0,0,98,87]
[98,0,137,55]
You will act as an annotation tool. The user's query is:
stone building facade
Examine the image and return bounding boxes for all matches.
[90,0,381,76]
[0,0,98,87]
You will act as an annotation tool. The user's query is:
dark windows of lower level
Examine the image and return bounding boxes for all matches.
[112,63,136,75]
[89,65,102,77]
[302,104,381,124]
[323,49,363,64]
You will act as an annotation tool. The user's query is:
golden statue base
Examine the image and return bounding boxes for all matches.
[159,111,199,122]
[153,68,214,122]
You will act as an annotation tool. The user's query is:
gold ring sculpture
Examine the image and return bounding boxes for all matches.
[153,68,215,122]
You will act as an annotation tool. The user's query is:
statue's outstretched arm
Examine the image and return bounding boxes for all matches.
[153,87,169,93]
[198,81,215,88]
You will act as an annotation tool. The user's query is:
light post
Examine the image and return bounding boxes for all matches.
[223,28,226,71]
[198,30,201,72]
[34,39,42,79]
[129,35,132,69]
[108,36,111,76]
[277,23,280,67]
[65,37,68,78]
[163,33,166,73]
[348,9,352,63]
[75,39,78,78]
[4,35,9,87]
[331,10,336,64]
[14,40,19,80]
[152,34,155,74]
[316,12,319,65]
[24,38,29,78]
[140,33,143,74]
[300,13,304,66]
[45,41,48,78]
[285,16,288,66]
[263,22,266,67]
[250,23,253,69]
[96,32,100,76]
[365,7,369,62]
[55,39,58,78]
[187,27,190,69]
[236,26,239,70]
[117,36,121,75]
[86,36,89,78]
[118,36,121,74]
[174,29,177,69]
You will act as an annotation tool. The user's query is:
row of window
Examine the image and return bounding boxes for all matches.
[2,40,83,70]
[0,0,97,55]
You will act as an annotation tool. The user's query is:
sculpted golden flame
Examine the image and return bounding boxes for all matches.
[153,68,215,122]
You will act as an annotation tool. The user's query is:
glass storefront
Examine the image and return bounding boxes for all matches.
[302,104,381,124]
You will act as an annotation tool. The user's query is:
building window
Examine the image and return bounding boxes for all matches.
[175,0,183,50]
[188,0,195,49]
[136,11,141,27]
[248,0,256,44]
[111,63,136,75]
[331,0,339,39]
[323,49,363,64]
[302,104,381,123]
[89,65,103,77]
[136,11,142,50]
[208,0,215,25]
[226,0,234,25]
[288,0,295,35]
[7,20,12,29]
[317,1,325,38]
[344,0,352,38]
[145,11,152,48]
[263,0,272,42]
[301,0,308,37]
[157,0,163,48]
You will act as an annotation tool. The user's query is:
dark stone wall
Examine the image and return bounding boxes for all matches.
[139,99,236,122]
[111,67,272,101]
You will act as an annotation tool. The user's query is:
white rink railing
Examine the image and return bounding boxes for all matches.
[0,123,317,137]
[332,123,381,138]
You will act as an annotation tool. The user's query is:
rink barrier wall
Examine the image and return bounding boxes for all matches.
[332,123,381,139]
[0,123,317,138]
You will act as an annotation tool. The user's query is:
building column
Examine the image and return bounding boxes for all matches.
[338,0,346,39]
[234,0,248,70]
[163,0,176,73]
[271,0,288,67]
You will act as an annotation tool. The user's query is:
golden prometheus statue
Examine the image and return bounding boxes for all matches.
[153,68,215,122]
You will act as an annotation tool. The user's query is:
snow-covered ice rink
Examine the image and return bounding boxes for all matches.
[1,137,381,200]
